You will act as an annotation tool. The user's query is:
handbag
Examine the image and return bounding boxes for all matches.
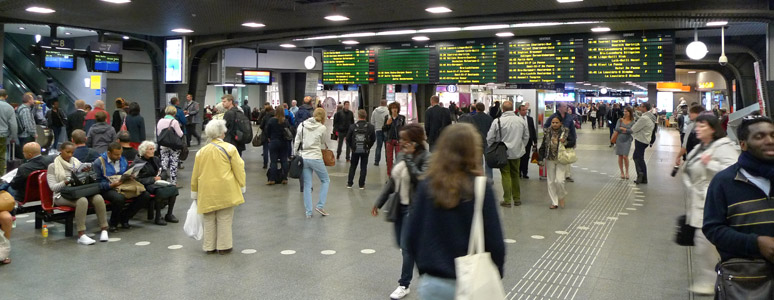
[283,127,294,141]
[610,131,619,144]
[0,191,14,212]
[455,176,505,300]
[288,124,304,179]
[179,143,189,161]
[375,178,401,223]
[557,132,577,165]
[183,200,203,240]
[69,170,97,186]
[99,157,146,198]
[716,258,774,299]
[485,118,508,169]
[157,121,184,150]
[530,151,539,164]
[330,132,338,141]
[674,214,695,246]
[322,143,335,167]
[252,129,264,147]
[60,183,101,199]
[149,183,179,199]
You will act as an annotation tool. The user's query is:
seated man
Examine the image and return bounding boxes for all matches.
[9,142,54,202]
[71,129,100,163]
[118,131,138,161]
[92,142,150,232]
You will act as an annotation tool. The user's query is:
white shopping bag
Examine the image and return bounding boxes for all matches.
[454,176,505,300]
[183,201,203,240]
[0,230,9,260]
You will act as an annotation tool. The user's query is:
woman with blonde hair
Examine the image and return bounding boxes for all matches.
[191,119,246,254]
[406,123,505,299]
[156,106,183,187]
[294,108,331,218]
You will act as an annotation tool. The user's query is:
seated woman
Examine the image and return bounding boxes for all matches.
[133,141,178,225]
[46,142,109,245]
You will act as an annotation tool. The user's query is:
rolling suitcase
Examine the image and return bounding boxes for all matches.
[539,164,547,179]
[6,145,22,172]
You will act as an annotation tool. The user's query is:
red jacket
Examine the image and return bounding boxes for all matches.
[84,107,110,122]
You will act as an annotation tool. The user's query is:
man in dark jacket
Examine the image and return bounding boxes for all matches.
[71,129,100,163]
[345,109,375,189]
[703,117,774,296]
[295,96,314,125]
[221,94,246,156]
[9,142,53,201]
[461,102,494,178]
[66,99,87,140]
[518,102,537,179]
[241,100,251,120]
[607,103,623,146]
[46,98,67,149]
[424,95,452,151]
[93,142,150,232]
[86,111,117,154]
[333,101,355,161]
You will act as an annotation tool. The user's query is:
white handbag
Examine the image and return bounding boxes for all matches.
[454,176,506,300]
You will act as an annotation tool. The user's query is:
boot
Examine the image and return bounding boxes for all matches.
[147,200,154,220]
[634,173,646,184]
[154,205,167,226]
[165,197,179,223]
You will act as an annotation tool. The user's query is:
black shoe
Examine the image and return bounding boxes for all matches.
[165,214,179,223]
[108,225,118,233]
[218,248,233,255]
[523,175,530,179]
[154,218,167,226]
[514,201,522,206]
[374,162,379,166]
[120,222,132,229]
[178,165,185,170]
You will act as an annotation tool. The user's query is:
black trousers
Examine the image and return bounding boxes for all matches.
[520,142,533,176]
[102,189,150,225]
[347,152,368,187]
[633,140,648,181]
[336,131,350,160]
[186,124,201,146]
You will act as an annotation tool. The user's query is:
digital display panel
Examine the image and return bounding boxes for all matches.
[242,70,272,85]
[437,41,504,84]
[42,49,75,70]
[377,48,433,84]
[92,53,122,73]
[165,38,184,83]
[586,31,675,82]
[322,50,375,84]
[508,36,584,83]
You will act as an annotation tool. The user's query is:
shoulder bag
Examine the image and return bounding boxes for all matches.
[157,120,183,150]
[252,128,264,147]
[60,183,101,199]
[674,214,695,246]
[288,124,304,179]
[484,118,508,169]
[455,176,505,300]
[321,134,335,166]
[375,178,401,223]
[557,131,578,165]
[716,258,774,299]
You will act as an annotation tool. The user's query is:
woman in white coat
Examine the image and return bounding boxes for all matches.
[294,108,331,218]
[679,113,739,295]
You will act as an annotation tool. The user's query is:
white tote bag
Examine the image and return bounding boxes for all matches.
[454,176,505,300]
[183,201,203,240]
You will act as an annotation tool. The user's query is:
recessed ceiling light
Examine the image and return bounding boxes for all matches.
[377,30,417,36]
[425,7,452,13]
[101,0,131,3]
[123,36,130,40]
[706,21,728,27]
[280,43,296,48]
[18,27,25,30]
[496,32,514,37]
[171,28,194,33]
[511,22,562,28]
[340,32,376,38]
[557,0,583,2]
[26,6,55,14]
[64,32,71,35]
[242,22,266,28]
[688,71,697,74]
[464,24,510,31]
[412,36,430,41]
[584,83,591,85]
[418,27,461,33]
[325,15,349,21]
[591,27,611,32]
[341,40,359,45]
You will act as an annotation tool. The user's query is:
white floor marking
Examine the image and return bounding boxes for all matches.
[25,220,35,223]
[360,249,376,254]
[15,214,28,218]
[626,207,637,211]
[635,199,644,202]
[531,235,545,240]
[241,249,257,254]
[577,226,589,230]
[107,238,121,242]
[504,239,517,244]
[618,212,629,216]
[280,250,296,255]
[633,203,643,206]
[321,250,336,255]
[167,245,183,250]
[582,168,588,170]
[135,241,151,246]
[606,217,618,220]
[593,222,606,225]
[555,231,569,235]
[600,173,607,175]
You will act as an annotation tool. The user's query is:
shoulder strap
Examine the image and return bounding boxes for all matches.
[211,142,232,162]
[467,176,487,255]
[297,123,304,152]
[497,118,503,141]
[98,156,108,177]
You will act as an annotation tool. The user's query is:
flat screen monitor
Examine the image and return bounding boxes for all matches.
[242,70,271,85]
[165,38,184,83]
[41,49,76,70]
[91,53,122,73]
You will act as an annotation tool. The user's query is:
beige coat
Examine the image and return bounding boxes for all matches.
[191,139,246,214]
[682,137,739,228]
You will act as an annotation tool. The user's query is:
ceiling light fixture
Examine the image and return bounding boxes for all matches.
[557,0,583,2]
[101,0,131,3]
[464,24,510,31]
[340,32,376,38]
[325,15,349,21]
[280,43,296,48]
[584,83,591,85]
[591,27,611,32]
[496,32,515,37]
[687,71,697,74]
[242,22,266,28]
[376,30,417,36]
[686,28,708,60]
[425,7,452,13]
[171,28,194,33]
[341,40,359,45]
[412,36,430,41]
[18,27,25,30]
[511,22,562,28]
[26,6,55,14]
[418,27,461,33]
[123,36,130,40]
[707,21,728,27]
[64,32,71,35]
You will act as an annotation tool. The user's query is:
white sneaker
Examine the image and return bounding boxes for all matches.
[390,286,410,299]
[77,235,96,245]
[99,230,109,242]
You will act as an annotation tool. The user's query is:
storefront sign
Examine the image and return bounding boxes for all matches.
[698,82,715,89]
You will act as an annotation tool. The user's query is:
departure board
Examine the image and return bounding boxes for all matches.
[377,48,434,84]
[322,50,375,84]
[437,41,505,84]
[508,36,584,83]
[586,31,675,82]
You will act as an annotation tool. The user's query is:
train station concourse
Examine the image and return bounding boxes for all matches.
[0,1,773,300]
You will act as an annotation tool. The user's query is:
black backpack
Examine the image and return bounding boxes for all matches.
[353,123,369,154]
[233,111,253,144]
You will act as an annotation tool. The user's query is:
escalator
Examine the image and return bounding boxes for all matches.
[3,64,33,102]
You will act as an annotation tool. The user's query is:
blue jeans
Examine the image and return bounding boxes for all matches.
[302,158,330,216]
[394,204,415,287]
[374,131,385,164]
[417,274,456,300]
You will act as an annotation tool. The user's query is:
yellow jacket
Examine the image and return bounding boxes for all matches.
[191,139,246,214]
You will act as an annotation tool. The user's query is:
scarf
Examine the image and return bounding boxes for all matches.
[53,155,81,182]
[546,127,563,161]
[738,151,774,180]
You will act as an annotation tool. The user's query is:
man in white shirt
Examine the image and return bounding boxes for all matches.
[486,101,530,207]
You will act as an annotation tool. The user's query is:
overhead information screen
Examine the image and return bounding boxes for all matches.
[322,50,375,84]
[437,41,504,84]
[586,31,675,82]
[92,53,122,73]
[42,49,76,70]
[508,36,584,83]
[376,48,434,84]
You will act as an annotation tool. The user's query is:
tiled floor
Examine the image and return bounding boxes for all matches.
[3,124,714,299]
